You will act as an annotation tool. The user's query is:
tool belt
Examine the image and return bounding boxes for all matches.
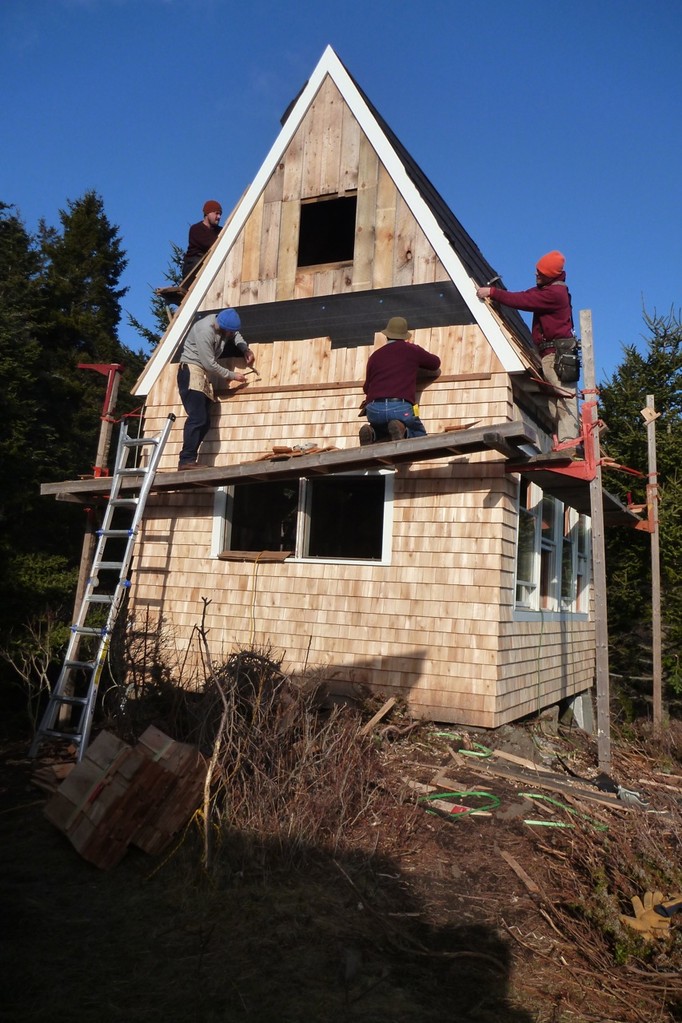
[179,362,215,400]
[553,337,581,384]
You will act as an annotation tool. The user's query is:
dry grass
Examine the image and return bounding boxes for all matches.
[5,631,682,1022]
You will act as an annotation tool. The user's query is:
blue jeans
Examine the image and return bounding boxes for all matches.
[365,399,426,439]
[177,365,212,465]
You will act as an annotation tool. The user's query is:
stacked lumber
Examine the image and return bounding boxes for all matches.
[132,725,207,855]
[44,727,207,869]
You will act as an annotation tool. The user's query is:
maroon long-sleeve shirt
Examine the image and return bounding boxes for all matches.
[489,276,573,354]
[363,339,441,404]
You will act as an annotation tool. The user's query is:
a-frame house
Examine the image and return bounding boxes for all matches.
[47,47,637,727]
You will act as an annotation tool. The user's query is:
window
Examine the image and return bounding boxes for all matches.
[540,494,560,610]
[226,480,300,553]
[575,515,591,612]
[297,194,357,267]
[515,478,539,608]
[221,472,392,562]
[514,478,590,615]
[560,507,576,608]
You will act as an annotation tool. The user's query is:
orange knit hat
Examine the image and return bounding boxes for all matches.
[536,250,565,278]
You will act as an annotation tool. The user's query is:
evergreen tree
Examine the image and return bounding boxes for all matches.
[128,241,185,351]
[0,194,147,666]
[0,203,75,691]
[35,191,146,482]
[599,309,682,696]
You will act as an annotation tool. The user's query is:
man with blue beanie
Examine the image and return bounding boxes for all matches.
[176,308,255,469]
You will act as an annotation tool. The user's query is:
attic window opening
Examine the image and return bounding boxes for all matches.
[297,194,357,268]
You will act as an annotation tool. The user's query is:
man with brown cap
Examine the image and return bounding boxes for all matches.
[181,200,223,280]
[359,316,441,444]
[476,251,579,447]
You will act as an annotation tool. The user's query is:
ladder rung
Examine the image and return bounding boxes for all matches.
[64,659,95,670]
[50,694,89,707]
[124,436,159,448]
[71,626,108,636]
[92,562,124,571]
[85,594,115,604]
[38,727,84,743]
[117,467,145,476]
[110,498,138,508]
[97,529,134,538]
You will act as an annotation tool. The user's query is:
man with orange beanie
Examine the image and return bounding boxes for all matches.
[476,251,579,447]
[181,199,223,281]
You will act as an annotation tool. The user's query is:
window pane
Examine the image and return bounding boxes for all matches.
[230,482,299,551]
[307,476,385,559]
[541,495,557,540]
[516,509,536,584]
[561,537,574,602]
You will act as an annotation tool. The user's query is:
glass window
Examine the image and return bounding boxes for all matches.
[223,473,389,562]
[575,515,591,612]
[515,478,539,608]
[303,476,386,560]
[227,480,300,553]
[540,494,559,611]
[515,479,590,615]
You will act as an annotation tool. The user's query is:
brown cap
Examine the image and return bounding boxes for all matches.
[203,200,222,216]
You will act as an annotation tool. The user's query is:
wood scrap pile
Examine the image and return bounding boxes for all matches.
[253,443,339,462]
[43,726,206,869]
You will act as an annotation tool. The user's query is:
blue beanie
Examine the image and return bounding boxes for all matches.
[216,308,241,332]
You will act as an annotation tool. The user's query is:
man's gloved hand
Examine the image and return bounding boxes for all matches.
[620,891,671,939]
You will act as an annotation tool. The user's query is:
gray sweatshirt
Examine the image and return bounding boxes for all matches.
[180,315,248,381]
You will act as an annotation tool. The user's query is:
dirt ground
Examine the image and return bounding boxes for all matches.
[2,709,682,1023]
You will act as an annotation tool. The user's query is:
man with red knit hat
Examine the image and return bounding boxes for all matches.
[181,199,223,280]
[476,251,579,447]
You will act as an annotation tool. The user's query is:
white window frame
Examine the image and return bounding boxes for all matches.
[212,470,394,565]
[513,477,590,619]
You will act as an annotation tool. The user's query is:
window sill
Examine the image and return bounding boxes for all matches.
[218,550,292,562]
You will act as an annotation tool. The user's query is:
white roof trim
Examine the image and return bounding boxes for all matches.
[133,45,523,397]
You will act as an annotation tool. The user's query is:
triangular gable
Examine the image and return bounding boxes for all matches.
[133,45,526,397]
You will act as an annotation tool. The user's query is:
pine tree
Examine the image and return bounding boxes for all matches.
[599,309,682,696]
[128,241,185,350]
[0,194,146,653]
[37,191,145,482]
[0,204,76,645]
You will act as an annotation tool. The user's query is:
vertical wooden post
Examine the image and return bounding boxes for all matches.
[72,366,124,619]
[580,309,611,771]
[645,395,663,732]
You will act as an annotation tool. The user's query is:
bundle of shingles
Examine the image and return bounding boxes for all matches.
[43,726,207,869]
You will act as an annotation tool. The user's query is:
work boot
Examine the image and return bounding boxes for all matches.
[359,425,376,446]
[387,420,407,441]
[178,461,202,470]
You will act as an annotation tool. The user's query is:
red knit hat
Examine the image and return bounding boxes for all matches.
[536,250,565,278]
[203,199,222,216]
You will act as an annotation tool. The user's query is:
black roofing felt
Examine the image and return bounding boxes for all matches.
[197,282,472,352]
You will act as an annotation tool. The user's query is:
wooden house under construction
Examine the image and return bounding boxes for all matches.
[46,47,639,728]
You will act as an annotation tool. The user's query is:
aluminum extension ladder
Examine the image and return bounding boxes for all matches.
[29,413,176,762]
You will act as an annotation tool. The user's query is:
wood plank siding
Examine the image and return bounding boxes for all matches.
[200,78,450,314]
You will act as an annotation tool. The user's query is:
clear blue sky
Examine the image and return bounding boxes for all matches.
[1,0,680,382]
